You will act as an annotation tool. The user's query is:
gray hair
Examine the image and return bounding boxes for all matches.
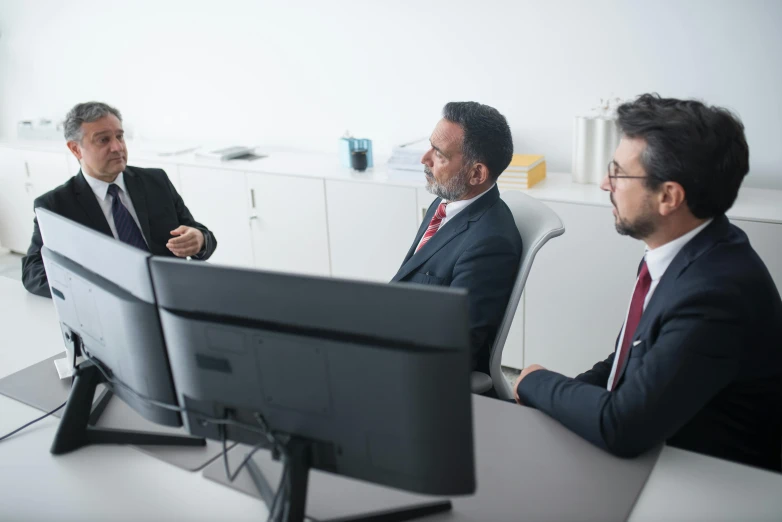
[63,102,122,142]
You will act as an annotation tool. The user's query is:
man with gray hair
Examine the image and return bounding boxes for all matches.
[391,102,523,392]
[21,101,217,297]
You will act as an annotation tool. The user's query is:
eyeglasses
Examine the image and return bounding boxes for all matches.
[607,161,645,191]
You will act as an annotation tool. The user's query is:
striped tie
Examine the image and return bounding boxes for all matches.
[107,183,148,251]
[416,202,447,252]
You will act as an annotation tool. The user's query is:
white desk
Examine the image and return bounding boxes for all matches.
[1,277,781,521]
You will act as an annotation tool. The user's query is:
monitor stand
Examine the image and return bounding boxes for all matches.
[245,437,452,522]
[50,361,205,455]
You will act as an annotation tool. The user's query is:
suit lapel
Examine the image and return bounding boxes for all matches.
[74,172,113,237]
[391,185,500,282]
[617,216,730,383]
[123,168,153,246]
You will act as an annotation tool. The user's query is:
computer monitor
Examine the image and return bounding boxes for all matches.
[36,208,203,454]
[149,257,476,522]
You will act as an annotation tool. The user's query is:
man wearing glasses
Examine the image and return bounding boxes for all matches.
[514,94,782,472]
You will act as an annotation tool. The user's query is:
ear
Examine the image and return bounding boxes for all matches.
[66,141,82,162]
[657,181,686,216]
[469,163,491,186]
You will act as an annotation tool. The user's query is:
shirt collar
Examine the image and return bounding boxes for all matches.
[441,183,496,218]
[83,171,127,202]
[644,219,713,281]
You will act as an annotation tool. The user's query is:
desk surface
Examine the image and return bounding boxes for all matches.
[1,277,781,521]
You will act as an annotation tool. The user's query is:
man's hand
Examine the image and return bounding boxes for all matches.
[167,226,205,258]
[513,364,546,404]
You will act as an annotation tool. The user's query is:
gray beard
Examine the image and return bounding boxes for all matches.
[424,166,471,202]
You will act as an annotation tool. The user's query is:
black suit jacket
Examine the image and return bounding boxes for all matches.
[22,166,217,298]
[517,215,782,472]
[391,185,523,374]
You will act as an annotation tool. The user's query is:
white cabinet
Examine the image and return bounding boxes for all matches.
[0,148,69,253]
[522,202,645,376]
[177,165,253,268]
[247,173,330,277]
[326,181,418,282]
[27,150,71,197]
[0,148,34,253]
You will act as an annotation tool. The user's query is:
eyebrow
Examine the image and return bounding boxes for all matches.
[611,159,626,174]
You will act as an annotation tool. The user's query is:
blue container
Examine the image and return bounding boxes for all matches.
[339,137,373,169]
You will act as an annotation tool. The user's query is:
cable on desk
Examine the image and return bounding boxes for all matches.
[0,401,67,442]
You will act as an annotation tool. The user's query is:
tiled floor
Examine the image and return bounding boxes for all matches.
[0,250,22,281]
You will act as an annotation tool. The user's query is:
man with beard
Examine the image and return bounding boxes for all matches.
[22,101,217,297]
[514,94,782,472]
[392,102,523,389]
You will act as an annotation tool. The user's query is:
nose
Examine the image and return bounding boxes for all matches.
[421,148,434,167]
[109,137,124,153]
[600,173,611,192]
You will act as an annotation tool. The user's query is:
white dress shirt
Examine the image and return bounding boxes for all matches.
[606,218,713,390]
[416,184,496,251]
[83,171,148,246]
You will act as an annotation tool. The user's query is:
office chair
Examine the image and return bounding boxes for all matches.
[471,190,565,399]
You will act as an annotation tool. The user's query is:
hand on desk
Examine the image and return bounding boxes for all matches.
[167,226,205,257]
[513,364,546,405]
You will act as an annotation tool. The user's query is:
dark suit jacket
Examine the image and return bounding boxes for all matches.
[517,215,782,472]
[22,166,217,298]
[391,185,523,374]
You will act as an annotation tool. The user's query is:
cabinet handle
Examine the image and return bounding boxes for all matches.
[250,189,256,209]
[24,161,30,178]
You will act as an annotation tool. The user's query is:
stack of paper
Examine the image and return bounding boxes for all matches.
[499,154,546,190]
[387,137,429,174]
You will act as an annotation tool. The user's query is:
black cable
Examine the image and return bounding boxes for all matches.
[0,401,67,442]
[0,347,77,444]
[220,423,266,483]
[85,350,298,522]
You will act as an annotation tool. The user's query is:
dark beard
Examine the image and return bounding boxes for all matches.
[615,215,656,239]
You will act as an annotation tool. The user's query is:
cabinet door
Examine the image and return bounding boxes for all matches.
[731,219,782,293]
[523,201,645,377]
[326,181,418,282]
[0,148,35,253]
[27,150,71,198]
[247,173,330,277]
[177,166,253,268]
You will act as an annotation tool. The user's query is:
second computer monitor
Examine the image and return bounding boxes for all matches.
[149,257,476,497]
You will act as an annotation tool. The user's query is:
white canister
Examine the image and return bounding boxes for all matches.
[572,116,620,185]
[572,116,594,184]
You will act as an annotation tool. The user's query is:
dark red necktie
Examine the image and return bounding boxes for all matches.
[610,261,652,390]
[416,202,447,252]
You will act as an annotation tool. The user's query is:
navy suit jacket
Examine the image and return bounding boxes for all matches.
[517,215,782,472]
[391,185,523,374]
[22,166,217,298]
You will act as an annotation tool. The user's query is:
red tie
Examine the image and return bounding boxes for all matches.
[610,261,652,390]
[416,202,447,252]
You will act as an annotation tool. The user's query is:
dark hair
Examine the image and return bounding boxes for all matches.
[616,93,749,219]
[442,102,514,180]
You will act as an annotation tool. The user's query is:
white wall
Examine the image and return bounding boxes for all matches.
[1,0,780,188]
